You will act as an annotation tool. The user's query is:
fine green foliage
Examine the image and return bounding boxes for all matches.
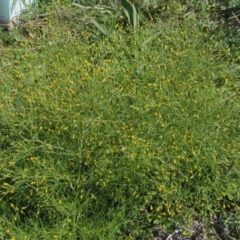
[0,29,15,45]
[1,2,240,239]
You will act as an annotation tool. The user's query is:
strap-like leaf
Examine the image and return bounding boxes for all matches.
[122,0,138,30]
[89,17,107,35]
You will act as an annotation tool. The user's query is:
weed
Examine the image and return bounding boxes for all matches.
[0,2,240,239]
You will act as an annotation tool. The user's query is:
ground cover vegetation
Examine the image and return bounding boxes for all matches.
[0,0,240,239]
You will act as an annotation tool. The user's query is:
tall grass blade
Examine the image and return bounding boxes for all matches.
[72,2,92,10]
[89,17,107,35]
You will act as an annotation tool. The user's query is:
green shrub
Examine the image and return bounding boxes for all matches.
[0,3,240,239]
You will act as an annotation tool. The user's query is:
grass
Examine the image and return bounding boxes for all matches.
[0,4,240,239]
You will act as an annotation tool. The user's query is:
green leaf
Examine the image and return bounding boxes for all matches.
[142,30,162,47]
[72,2,92,10]
[122,0,138,30]
[89,17,107,35]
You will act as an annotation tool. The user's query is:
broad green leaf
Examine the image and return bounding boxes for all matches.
[122,0,138,30]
